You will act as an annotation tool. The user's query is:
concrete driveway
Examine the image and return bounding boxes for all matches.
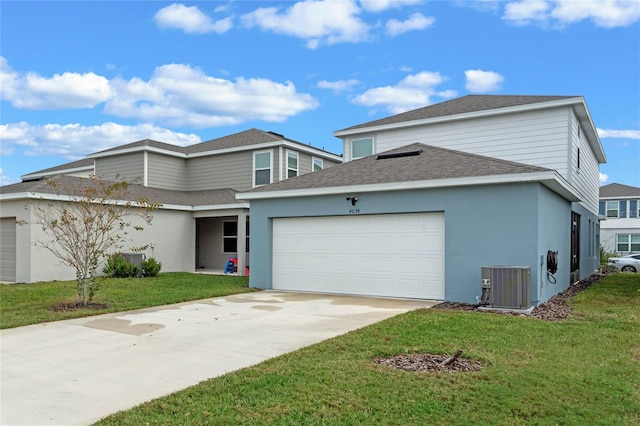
[0,291,435,425]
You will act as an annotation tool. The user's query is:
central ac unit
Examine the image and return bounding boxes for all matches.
[123,253,146,268]
[481,266,531,309]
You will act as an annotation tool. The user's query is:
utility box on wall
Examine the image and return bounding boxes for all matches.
[481,266,531,309]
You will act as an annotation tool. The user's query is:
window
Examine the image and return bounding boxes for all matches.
[606,201,619,218]
[631,200,639,218]
[617,234,640,252]
[222,220,250,253]
[352,137,373,159]
[287,151,298,179]
[254,151,272,186]
[312,157,323,172]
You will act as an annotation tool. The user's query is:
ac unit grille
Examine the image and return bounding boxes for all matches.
[123,253,146,267]
[481,266,531,309]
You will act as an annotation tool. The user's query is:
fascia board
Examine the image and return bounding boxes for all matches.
[187,141,341,161]
[88,146,186,159]
[333,97,586,137]
[21,165,95,181]
[571,102,606,163]
[236,171,581,202]
[192,203,250,211]
[599,195,640,200]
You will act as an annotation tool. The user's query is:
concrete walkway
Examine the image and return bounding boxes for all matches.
[0,291,435,425]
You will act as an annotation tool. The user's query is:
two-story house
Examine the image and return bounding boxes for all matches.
[599,183,640,255]
[239,95,606,306]
[0,129,342,283]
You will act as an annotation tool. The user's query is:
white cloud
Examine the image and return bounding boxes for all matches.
[0,168,19,186]
[154,3,233,34]
[465,69,505,93]
[352,71,457,114]
[359,0,423,13]
[0,57,113,110]
[0,121,201,160]
[597,128,640,139]
[2,59,318,128]
[104,63,318,127]
[241,0,370,49]
[386,12,435,36]
[503,0,640,28]
[317,79,361,93]
[599,172,608,184]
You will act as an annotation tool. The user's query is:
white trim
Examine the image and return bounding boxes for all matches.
[88,140,342,162]
[253,149,273,187]
[312,156,323,172]
[143,151,148,187]
[20,165,95,181]
[278,146,283,182]
[237,171,581,202]
[351,137,374,159]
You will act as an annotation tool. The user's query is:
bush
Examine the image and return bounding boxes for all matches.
[599,246,617,266]
[103,254,140,278]
[141,258,162,277]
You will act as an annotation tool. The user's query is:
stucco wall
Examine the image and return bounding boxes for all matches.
[248,182,574,304]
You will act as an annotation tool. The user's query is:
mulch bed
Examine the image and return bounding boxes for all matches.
[373,272,610,373]
[50,302,109,312]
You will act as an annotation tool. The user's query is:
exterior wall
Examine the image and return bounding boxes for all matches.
[343,108,571,177]
[95,153,144,183]
[187,151,254,191]
[569,111,600,215]
[147,152,187,190]
[249,182,573,305]
[196,216,249,270]
[0,199,194,283]
[599,196,640,254]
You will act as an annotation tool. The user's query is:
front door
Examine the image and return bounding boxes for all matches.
[570,212,580,283]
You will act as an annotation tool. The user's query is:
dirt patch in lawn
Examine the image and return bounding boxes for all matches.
[374,351,483,373]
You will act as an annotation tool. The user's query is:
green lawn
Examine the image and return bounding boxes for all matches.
[0,272,253,329]
[95,273,640,426]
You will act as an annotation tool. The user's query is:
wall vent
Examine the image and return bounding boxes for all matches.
[481,266,531,309]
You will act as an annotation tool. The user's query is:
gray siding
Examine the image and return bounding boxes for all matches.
[95,153,144,183]
[188,152,254,191]
[147,152,187,190]
[248,182,574,305]
[344,107,571,177]
[569,112,600,215]
[0,217,16,282]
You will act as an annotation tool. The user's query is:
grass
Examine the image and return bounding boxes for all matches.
[95,273,640,426]
[0,272,253,329]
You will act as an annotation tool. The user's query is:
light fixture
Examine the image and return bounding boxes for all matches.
[346,196,358,206]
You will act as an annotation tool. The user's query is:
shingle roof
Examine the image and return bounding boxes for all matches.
[600,183,640,198]
[337,95,576,132]
[91,129,337,156]
[246,143,550,193]
[22,158,94,178]
[1,175,242,207]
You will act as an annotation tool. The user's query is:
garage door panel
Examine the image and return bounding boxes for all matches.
[273,213,444,300]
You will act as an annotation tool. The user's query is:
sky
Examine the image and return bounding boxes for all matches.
[1,0,639,187]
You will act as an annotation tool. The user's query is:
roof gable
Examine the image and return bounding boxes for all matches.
[600,183,640,198]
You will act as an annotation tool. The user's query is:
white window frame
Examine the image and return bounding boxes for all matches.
[606,201,619,218]
[351,137,374,160]
[222,220,250,254]
[617,234,640,252]
[253,150,272,187]
[312,157,323,172]
[286,150,299,179]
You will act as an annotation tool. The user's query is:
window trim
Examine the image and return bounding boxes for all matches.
[253,150,273,187]
[617,233,640,253]
[312,157,323,172]
[286,150,299,179]
[351,137,374,160]
[606,201,619,218]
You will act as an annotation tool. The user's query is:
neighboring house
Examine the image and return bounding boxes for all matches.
[239,95,606,306]
[599,183,640,255]
[0,129,342,283]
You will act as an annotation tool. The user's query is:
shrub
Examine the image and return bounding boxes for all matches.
[141,258,162,277]
[599,245,617,266]
[103,254,140,278]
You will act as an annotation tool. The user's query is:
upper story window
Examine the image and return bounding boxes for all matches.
[287,151,299,179]
[312,157,323,172]
[606,201,619,218]
[253,151,272,187]
[352,137,374,159]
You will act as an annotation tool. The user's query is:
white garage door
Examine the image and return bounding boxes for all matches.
[273,213,444,300]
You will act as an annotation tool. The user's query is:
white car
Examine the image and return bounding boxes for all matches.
[608,254,640,273]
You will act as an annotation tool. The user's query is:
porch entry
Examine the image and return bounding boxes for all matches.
[195,212,249,276]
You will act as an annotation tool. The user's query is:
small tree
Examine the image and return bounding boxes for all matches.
[23,175,159,305]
